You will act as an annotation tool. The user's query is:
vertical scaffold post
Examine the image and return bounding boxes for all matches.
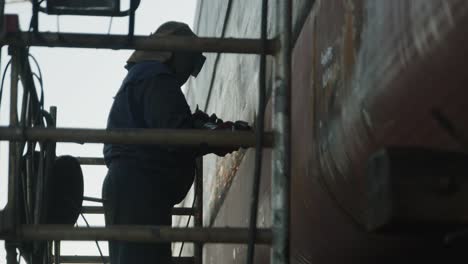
[54,240,61,264]
[5,46,20,264]
[50,106,58,264]
[272,0,291,264]
[0,0,4,30]
[194,157,203,264]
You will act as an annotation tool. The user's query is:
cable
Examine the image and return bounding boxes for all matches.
[28,54,43,82]
[202,0,233,112]
[0,59,12,109]
[28,3,36,32]
[178,191,197,258]
[25,53,45,125]
[107,16,114,34]
[292,0,316,48]
[246,0,268,263]
[80,213,106,264]
[32,72,44,110]
[29,54,44,112]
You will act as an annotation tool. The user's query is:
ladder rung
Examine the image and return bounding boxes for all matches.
[1,32,278,55]
[6,225,272,244]
[53,255,193,264]
[78,157,105,166]
[81,206,195,216]
[0,127,274,148]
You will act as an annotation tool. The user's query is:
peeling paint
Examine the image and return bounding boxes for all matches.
[208,149,247,226]
[321,66,333,88]
[362,108,373,131]
[320,46,333,66]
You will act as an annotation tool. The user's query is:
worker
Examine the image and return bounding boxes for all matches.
[102,21,250,264]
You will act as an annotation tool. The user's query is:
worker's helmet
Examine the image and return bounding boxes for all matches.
[127,21,206,77]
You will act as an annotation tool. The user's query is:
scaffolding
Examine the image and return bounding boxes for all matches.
[0,0,293,263]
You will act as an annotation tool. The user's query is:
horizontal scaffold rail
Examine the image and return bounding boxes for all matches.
[77,157,105,165]
[54,256,193,264]
[1,32,279,54]
[1,225,273,244]
[0,127,274,148]
[81,206,194,216]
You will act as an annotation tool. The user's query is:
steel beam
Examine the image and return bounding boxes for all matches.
[1,225,273,244]
[81,206,195,216]
[0,32,279,54]
[0,127,274,148]
[54,255,194,264]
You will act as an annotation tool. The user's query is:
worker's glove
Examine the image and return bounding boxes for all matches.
[212,120,252,131]
[209,120,252,156]
[192,105,209,121]
[192,105,224,129]
[192,105,210,125]
[192,106,252,156]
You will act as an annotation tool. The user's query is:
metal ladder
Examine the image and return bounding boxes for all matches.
[0,0,292,263]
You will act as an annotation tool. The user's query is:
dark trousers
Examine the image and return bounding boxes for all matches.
[102,159,173,264]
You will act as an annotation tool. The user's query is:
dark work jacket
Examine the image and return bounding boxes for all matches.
[103,61,196,204]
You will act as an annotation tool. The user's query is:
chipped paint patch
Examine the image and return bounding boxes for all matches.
[320,46,333,66]
[362,108,373,131]
[208,149,247,226]
[321,63,338,88]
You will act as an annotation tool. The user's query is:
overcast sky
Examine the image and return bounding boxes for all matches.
[0,0,197,261]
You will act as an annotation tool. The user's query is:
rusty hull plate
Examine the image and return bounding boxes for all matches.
[291,0,468,263]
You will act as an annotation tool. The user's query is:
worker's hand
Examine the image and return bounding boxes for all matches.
[213,120,252,131]
[209,120,252,156]
[192,105,210,122]
[193,111,253,156]
[192,105,225,129]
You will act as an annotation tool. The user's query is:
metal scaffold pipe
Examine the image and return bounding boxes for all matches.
[54,256,194,264]
[5,38,21,264]
[0,32,279,54]
[3,225,273,244]
[77,157,105,165]
[81,206,195,216]
[0,127,274,148]
[272,0,292,263]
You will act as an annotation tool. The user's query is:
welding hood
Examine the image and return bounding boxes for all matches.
[127,21,205,77]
